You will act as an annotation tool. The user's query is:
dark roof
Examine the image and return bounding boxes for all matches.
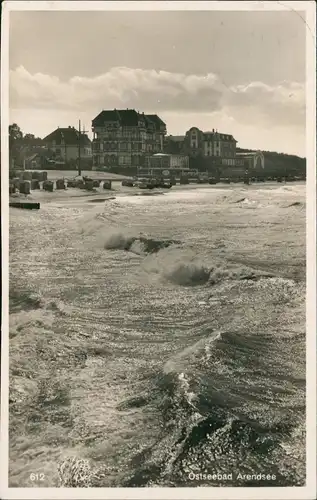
[43,127,91,146]
[145,114,166,129]
[143,114,156,129]
[203,131,236,142]
[92,110,119,126]
[92,109,142,127]
[92,109,167,130]
[120,110,140,126]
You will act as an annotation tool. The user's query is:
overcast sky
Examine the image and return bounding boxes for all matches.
[9,9,306,155]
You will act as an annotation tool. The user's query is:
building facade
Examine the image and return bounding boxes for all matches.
[145,153,189,170]
[165,129,267,177]
[43,126,92,162]
[165,127,237,167]
[91,109,166,169]
[140,153,190,178]
[183,127,237,158]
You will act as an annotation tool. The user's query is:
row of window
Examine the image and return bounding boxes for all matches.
[94,143,146,152]
[194,142,234,148]
[191,133,233,141]
[206,151,221,157]
[102,155,141,166]
[96,130,156,139]
[192,142,223,148]
[222,158,236,166]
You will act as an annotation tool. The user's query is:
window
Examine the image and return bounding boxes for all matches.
[119,155,131,166]
[56,148,61,156]
[132,155,139,166]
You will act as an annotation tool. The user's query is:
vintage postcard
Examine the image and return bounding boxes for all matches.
[1,1,316,499]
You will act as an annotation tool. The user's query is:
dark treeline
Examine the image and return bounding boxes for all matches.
[9,123,43,166]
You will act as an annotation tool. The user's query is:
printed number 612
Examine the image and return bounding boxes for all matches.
[30,473,45,481]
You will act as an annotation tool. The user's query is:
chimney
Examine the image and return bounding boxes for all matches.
[212,128,214,133]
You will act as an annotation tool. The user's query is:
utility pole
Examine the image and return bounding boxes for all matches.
[78,119,89,176]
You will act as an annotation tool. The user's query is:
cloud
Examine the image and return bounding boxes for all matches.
[9,65,305,129]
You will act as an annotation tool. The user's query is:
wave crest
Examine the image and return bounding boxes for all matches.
[163,261,210,286]
[104,231,181,255]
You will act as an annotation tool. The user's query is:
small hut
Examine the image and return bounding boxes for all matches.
[12,178,20,189]
[20,171,32,181]
[67,180,77,188]
[56,179,66,190]
[19,180,31,195]
[31,180,40,190]
[85,180,94,191]
[43,180,54,192]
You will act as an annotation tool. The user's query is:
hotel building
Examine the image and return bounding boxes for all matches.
[91,109,167,170]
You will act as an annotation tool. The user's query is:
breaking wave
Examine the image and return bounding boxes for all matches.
[104,231,181,255]
[141,245,277,288]
[163,262,211,287]
[120,322,305,487]
[9,290,45,312]
[9,289,69,316]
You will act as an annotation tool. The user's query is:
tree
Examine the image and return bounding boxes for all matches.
[9,123,23,143]
[9,123,24,167]
[23,133,43,148]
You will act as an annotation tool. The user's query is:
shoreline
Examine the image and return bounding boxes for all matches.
[9,180,306,205]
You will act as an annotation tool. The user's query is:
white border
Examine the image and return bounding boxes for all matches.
[1,1,316,499]
[3,0,315,10]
